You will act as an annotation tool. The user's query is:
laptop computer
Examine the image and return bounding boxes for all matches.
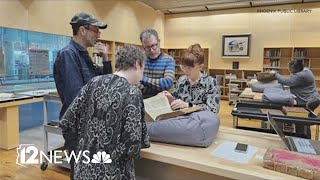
[267,112,320,155]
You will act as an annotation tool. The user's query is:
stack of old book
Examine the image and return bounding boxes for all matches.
[263,148,320,179]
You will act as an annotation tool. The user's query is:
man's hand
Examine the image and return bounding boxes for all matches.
[171,99,188,110]
[94,42,109,61]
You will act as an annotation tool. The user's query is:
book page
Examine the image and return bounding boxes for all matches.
[143,94,173,121]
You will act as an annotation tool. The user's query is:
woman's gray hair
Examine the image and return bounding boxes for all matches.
[140,28,160,42]
[288,58,304,74]
[115,44,146,71]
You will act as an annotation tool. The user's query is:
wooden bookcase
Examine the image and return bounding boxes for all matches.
[209,69,261,100]
[89,40,145,71]
[263,47,292,76]
[263,47,320,91]
[167,48,209,80]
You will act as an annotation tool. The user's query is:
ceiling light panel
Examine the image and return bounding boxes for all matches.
[177,0,247,6]
[303,0,320,2]
[136,0,181,10]
[251,0,302,7]
[168,6,207,13]
[206,1,251,10]
[161,9,172,14]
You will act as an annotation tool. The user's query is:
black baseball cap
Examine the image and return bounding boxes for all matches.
[70,12,107,29]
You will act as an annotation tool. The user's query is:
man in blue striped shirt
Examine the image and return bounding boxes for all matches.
[139,28,175,98]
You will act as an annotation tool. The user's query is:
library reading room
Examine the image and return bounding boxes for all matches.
[1,0,320,180]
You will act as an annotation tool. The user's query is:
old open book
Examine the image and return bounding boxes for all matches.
[143,93,204,121]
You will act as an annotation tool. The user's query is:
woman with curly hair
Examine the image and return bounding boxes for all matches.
[60,44,150,180]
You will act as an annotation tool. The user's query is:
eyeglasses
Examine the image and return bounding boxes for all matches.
[144,43,158,51]
[84,25,100,34]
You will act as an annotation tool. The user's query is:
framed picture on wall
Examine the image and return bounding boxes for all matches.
[222,34,251,58]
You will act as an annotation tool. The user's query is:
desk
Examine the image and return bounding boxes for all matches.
[136,127,303,180]
[0,97,43,150]
[238,88,263,102]
[232,102,320,139]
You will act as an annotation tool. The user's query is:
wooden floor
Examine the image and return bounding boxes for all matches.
[0,100,318,180]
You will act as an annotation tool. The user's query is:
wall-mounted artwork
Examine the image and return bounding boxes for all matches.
[222,34,250,57]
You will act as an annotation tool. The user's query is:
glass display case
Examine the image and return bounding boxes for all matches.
[0,27,70,100]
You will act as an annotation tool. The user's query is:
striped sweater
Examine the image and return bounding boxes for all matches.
[140,52,175,97]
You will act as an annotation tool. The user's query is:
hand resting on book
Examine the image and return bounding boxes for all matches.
[161,91,189,110]
[171,99,189,110]
[161,91,174,104]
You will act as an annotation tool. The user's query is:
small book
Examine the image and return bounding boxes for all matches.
[143,94,204,121]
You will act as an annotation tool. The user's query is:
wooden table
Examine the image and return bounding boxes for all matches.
[0,97,43,150]
[238,88,263,102]
[136,127,304,180]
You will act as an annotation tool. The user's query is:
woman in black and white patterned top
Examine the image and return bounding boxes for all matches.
[60,44,150,180]
[147,44,220,147]
[165,43,220,113]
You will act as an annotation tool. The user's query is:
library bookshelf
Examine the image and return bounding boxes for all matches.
[208,69,261,100]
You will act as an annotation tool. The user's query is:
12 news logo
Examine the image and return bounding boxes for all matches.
[16,144,112,167]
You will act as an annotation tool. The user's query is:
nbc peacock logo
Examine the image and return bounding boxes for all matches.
[91,151,112,163]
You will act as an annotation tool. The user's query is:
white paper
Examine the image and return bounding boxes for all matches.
[210,141,258,164]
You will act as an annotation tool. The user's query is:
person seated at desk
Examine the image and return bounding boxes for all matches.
[270,59,320,138]
[59,44,150,180]
[146,43,220,147]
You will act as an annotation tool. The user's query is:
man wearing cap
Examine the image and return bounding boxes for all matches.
[54,12,112,119]
[53,12,112,180]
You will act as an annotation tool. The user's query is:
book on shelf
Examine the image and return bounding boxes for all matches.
[143,93,204,121]
[265,49,281,57]
[263,59,271,66]
[263,59,280,68]
[294,49,307,58]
